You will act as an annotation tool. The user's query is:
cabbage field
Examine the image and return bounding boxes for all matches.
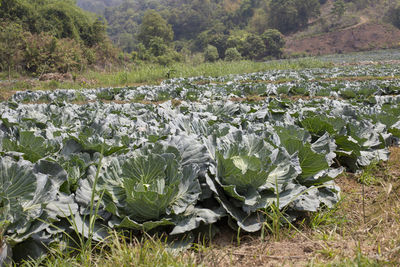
[1,60,400,264]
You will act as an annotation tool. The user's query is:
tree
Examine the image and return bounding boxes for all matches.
[387,4,400,29]
[248,8,270,35]
[269,0,320,33]
[224,47,242,61]
[204,45,219,62]
[269,0,299,33]
[241,34,266,60]
[137,10,173,47]
[0,22,25,79]
[148,36,168,57]
[295,0,321,27]
[331,0,346,19]
[208,32,229,60]
[261,29,285,58]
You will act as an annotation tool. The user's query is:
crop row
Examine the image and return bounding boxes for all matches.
[1,82,399,262]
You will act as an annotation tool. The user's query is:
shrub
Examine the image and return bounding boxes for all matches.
[224,47,242,61]
[204,45,219,62]
[261,29,285,58]
[22,33,87,75]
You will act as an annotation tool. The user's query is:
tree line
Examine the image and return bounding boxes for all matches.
[103,0,325,63]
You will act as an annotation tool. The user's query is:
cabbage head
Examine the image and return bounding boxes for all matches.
[99,150,204,232]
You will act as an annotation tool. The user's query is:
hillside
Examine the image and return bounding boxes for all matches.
[76,0,400,58]
[285,22,400,55]
[284,0,400,55]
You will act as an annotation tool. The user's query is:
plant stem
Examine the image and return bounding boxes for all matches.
[362,183,366,224]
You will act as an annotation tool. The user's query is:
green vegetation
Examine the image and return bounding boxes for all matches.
[269,0,321,33]
[2,0,400,80]
[77,0,122,14]
[2,55,400,266]
[224,47,242,61]
[0,57,332,92]
[0,0,118,77]
[102,0,288,60]
[331,0,346,19]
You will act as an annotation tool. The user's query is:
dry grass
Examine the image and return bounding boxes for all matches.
[191,147,400,267]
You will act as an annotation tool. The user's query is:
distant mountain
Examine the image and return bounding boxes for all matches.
[77,0,123,14]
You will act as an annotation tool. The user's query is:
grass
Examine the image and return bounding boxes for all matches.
[20,233,198,267]
[80,58,333,88]
[0,58,332,94]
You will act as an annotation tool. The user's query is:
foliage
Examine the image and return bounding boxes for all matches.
[241,34,266,60]
[224,47,242,61]
[23,33,87,75]
[137,10,173,48]
[204,45,219,62]
[77,0,123,14]
[100,0,309,57]
[261,29,285,58]
[386,3,400,29]
[0,0,118,76]
[0,22,25,78]
[2,57,399,264]
[269,0,321,33]
[331,0,346,19]
[0,0,107,46]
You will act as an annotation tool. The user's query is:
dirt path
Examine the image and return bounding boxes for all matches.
[341,15,369,31]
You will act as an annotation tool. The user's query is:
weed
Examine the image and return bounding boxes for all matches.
[310,199,346,229]
[20,148,106,267]
[118,72,128,85]
[358,87,376,98]
[11,80,33,91]
[48,80,60,90]
[316,247,339,260]
[262,203,285,241]
[358,161,380,185]
[314,250,383,266]
[74,91,87,102]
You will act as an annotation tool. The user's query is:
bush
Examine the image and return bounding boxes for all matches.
[204,45,219,62]
[0,22,25,75]
[241,34,266,60]
[224,47,242,61]
[22,33,87,75]
[261,29,285,58]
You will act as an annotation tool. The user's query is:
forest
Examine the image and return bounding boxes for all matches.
[1,0,400,76]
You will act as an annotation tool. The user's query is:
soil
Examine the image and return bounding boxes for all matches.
[196,147,400,266]
[285,22,400,56]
